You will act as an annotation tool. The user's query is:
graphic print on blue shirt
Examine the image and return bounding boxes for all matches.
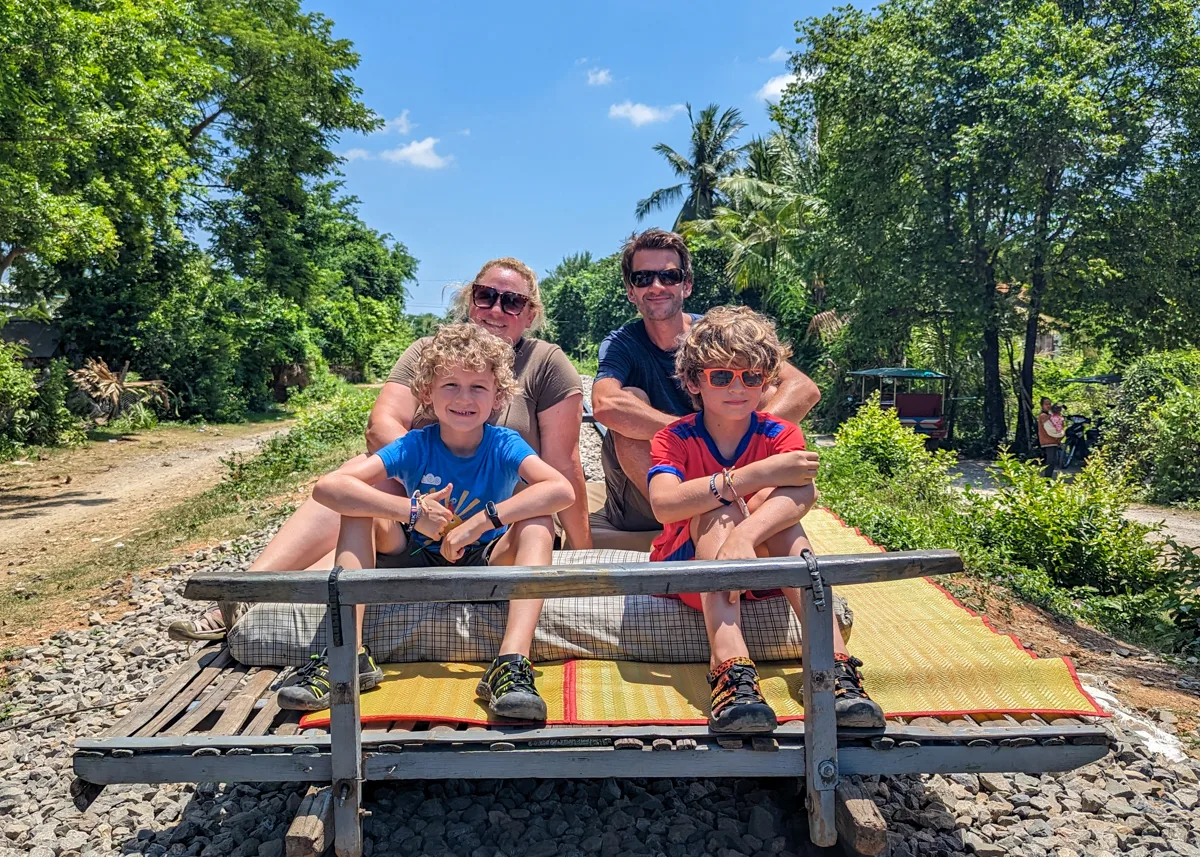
[374,424,536,555]
[595,314,702,418]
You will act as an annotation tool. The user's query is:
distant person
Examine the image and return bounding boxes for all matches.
[1049,403,1065,437]
[1037,397,1064,477]
[646,306,884,734]
[166,258,591,643]
[276,323,575,718]
[591,229,822,535]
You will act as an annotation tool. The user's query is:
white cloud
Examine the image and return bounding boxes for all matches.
[587,67,613,86]
[341,148,372,162]
[383,109,415,135]
[757,73,797,101]
[380,137,452,169]
[762,46,789,63]
[608,101,685,127]
[457,128,471,136]
[575,57,589,65]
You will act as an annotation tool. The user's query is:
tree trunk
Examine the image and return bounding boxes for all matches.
[0,245,28,282]
[1015,264,1046,455]
[981,320,1006,450]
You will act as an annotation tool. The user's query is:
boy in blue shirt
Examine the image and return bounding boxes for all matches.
[278,324,575,719]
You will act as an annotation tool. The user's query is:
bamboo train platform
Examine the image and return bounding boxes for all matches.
[72,549,1113,857]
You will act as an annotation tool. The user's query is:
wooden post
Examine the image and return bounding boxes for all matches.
[801,574,838,847]
[328,602,363,857]
[286,785,334,857]
[834,780,887,856]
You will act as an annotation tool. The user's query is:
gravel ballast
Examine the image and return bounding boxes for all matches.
[2,381,1198,857]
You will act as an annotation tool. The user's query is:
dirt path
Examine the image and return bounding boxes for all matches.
[0,420,291,573]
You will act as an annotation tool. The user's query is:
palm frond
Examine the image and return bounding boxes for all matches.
[806,309,848,342]
[635,184,685,221]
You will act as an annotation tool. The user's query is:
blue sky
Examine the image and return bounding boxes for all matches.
[310,1,833,314]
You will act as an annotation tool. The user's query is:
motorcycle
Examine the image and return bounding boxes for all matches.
[1061,415,1092,468]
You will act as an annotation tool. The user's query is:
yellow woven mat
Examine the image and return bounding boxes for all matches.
[301,508,1105,727]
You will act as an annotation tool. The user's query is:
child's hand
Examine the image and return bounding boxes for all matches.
[439,517,481,563]
[775,450,820,486]
[413,484,455,541]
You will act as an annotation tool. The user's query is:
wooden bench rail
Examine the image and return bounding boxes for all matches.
[183,548,963,605]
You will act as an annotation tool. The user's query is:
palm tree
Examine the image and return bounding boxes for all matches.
[634,104,746,230]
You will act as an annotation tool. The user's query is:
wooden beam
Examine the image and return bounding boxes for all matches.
[184,549,963,604]
[164,667,248,737]
[213,669,279,735]
[800,583,839,848]
[327,603,363,857]
[103,647,225,738]
[286,785,334,857]
[135,650,234,737]
[835,780,888,856]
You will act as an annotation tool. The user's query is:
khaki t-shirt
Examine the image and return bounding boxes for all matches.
[386,336,582,454]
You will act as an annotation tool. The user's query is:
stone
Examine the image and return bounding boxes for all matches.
[979,773,1011,795]
[747,806,775,840]
[1105,799,1140,818]
[963,831,1005,857]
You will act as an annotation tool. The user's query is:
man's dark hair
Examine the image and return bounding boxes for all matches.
[620,228,693,287]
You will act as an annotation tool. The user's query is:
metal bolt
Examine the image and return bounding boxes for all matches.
[818,760,836,780]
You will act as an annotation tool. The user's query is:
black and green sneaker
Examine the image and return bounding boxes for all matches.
[277,646,384,711]
[833,654,886,733]
[476,653,547,721]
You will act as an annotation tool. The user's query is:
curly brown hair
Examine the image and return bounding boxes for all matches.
[409,323,518,417]
[446,257,545,332]
[675,306,793,408]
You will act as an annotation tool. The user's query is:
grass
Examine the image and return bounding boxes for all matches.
[0,385,374,636]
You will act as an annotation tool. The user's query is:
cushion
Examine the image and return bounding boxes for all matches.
[226,549,854,667]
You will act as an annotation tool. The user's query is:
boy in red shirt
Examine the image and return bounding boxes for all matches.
[647,306,884,734]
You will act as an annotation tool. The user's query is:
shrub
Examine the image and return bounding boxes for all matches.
[972,453,1159,595]
[0,350,83,457]
[365,333,417,384]
[1145,387,1200,505]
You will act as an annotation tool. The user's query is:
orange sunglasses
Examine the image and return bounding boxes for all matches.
[699,368,767,388]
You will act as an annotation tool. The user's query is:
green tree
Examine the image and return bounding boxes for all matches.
[634,104,746,229]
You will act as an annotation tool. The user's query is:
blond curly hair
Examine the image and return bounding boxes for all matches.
[675,306,793,408]
[446,257,545,333]
[409,323,519,417]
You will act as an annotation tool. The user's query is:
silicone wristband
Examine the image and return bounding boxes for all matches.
[409,496,421,528]
[710,473,732,505]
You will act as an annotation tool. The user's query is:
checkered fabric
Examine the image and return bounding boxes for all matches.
[226,549,853,667]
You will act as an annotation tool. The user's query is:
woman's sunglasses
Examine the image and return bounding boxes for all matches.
[700,368,767,388]
[472,284,531,316]
[630,268,686,288]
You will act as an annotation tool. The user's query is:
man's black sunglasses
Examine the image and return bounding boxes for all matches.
[630,268,687,288]
[472,284,531,316]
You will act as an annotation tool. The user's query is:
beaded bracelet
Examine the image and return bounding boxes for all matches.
[709,473,732,505]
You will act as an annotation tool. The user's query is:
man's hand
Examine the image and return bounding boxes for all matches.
[413,484,455,541]
[439,514,487,563]
[715,531,759,603]
[774,450,820,486]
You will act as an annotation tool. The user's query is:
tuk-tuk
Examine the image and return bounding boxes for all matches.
[849,367,950,439]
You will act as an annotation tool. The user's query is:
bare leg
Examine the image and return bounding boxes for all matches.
[768,522,852,659]
[689,506,752,670]
[333,516,377,651]
[486,516,554,657]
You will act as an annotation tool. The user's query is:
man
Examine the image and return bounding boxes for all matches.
[591,228,822,533]
[1037,397,1064,477]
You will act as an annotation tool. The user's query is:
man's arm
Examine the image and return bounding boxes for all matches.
[592,377,678,440]
[365,382,418,453]
[760,361,821,424]
[536,393,592,549]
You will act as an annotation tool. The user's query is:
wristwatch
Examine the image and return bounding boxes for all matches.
[485,501,504,529]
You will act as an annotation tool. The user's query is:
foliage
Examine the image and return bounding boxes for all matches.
[1102,349,1200,501]
[219,384,373,498]
[819,398,1198,650]
[105,401,160,433]
[783,0,1200,452]
[1145,387,1200,506]
[635,104,746,229]
[364,330,418,384]
[0,349,82,459]
[69,357,171,423]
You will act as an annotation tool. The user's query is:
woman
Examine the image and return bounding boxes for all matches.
[167,257,591,641]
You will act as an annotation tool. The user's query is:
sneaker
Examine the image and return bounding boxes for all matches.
[476,654,547,721]
[707,657,778,734]
[166,602,247,643]
[833,654,886,732]
[277,647,384,711]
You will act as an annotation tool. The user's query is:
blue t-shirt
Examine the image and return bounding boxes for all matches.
[375,424,537,555]
[595,315,701,418]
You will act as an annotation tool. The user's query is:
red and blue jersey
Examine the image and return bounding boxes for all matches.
[647,411,807,568]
